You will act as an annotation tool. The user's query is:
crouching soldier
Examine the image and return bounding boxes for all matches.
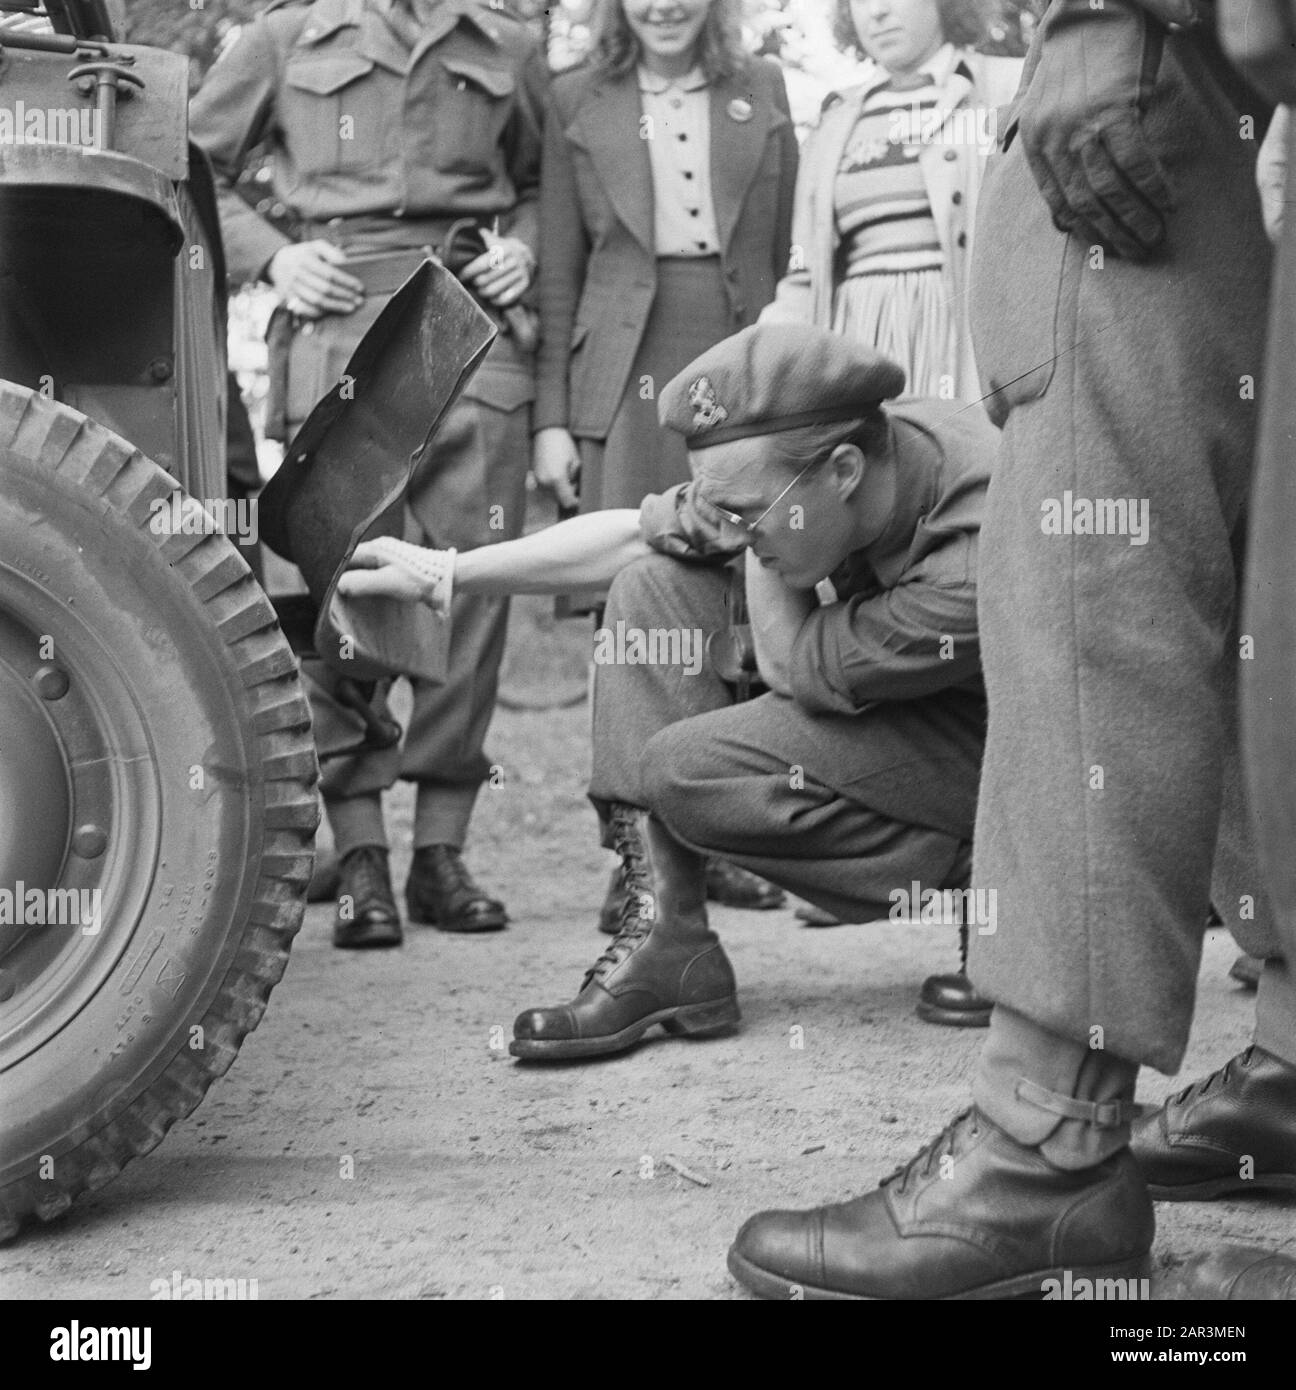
[341,325,1002,1048]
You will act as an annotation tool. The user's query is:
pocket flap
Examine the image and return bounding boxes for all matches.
[285,54,375,96]
[441,57,515,98]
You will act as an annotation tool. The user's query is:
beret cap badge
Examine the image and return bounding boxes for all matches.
[688,376,729,431]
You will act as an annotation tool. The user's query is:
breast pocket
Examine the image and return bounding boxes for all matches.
[281,53,380,175]
[432,57,516,178]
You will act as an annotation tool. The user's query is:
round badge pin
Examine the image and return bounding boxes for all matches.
[727,98,753,123]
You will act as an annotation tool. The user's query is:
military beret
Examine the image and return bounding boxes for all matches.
[657,324,906,451]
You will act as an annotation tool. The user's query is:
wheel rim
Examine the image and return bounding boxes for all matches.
[0,560,162,1066]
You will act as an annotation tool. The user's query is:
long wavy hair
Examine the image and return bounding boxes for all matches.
[590,0,749,84]
[832,0,998,58]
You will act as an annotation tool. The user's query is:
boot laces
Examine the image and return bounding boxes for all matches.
[428,845,483,898]
[584,891,654,986]
[1171,1045,1255,1107]
[345,846,392,904]
[610,812,651,898]
[882,1108,981,1196]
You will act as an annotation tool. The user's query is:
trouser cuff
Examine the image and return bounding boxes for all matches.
[413,783,480,850]
[325,793,387,856]
[974,1006,1141,1170]
[1256,957,1296,1068]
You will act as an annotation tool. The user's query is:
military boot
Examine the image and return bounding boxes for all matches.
[729,1108,1153,1300]
[730,1010,1153,1299]
[513,806,739,1060]
[333,845,402,950]
[406,844,507,932]
[598,856,784,933]
[1130,1046,1296,1199]
[918,919,992,1028]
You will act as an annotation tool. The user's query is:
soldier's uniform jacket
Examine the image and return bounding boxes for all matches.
[191,0,546,283]
[640,399,994,701]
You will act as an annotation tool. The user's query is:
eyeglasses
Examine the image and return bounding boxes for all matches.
[708,455,823,537]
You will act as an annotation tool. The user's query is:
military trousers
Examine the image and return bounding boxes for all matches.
[588,553,983,922]
[966,39,1296,1074]
[284,293,532,854]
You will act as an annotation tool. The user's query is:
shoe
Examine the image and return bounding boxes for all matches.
[728,1108,1154,1300]
[513,804,739,1060]
[704,859,785,910]
[405,844,507,932]
[918,920,991,1028]
[1130,1045,1296,1200]
[1153,1247,1296,1300]
[597,857,784,934]
[1229,954,1263,990]
[332,846,402,949]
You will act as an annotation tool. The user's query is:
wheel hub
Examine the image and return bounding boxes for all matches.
[0,657,73,897]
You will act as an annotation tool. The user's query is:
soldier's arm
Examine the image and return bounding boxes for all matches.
[189,18,292,286]
[788,566,981,714]
[1014,0,1176,260]
[744,551,815,699]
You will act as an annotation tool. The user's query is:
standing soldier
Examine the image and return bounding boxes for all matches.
[191,0,548,949]
[724,0,1296,1299]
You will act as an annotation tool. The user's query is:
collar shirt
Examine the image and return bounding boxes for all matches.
[637,66,721,257]
[637,397,999,713]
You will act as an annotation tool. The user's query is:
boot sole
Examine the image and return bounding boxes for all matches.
[915,1001,992,1029]
[1146,1172,1296,1202]
[510,996,741,1061]
[332,928,403,950]
[727,1247,1153,1301]
[406,901,508,932]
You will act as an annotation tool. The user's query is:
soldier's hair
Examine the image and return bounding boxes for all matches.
[591,0,748,83]
[764,411,890,475]
[831,0,997,59]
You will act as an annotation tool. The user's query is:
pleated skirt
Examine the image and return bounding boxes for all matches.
[831,267,956,400]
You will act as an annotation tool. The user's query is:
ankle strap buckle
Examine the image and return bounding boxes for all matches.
[1015,1079,1151,1129]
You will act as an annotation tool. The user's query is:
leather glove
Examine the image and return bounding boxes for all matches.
[1016,0,1174,259]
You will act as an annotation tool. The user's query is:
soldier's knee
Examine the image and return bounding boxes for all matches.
[606,552,689,628]
[640,724,713,843]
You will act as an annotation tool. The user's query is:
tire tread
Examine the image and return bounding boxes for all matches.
[0,387,318,1242]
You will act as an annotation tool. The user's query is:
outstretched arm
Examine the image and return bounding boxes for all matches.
[337,509,651,608]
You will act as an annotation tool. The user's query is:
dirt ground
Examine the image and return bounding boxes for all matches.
[3,599,1294,1300]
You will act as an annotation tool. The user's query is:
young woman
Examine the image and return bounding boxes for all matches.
[531,0,799,513]
[762,0,1022,407]
[531,0,801,920]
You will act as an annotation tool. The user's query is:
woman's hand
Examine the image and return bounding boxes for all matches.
[337,537,456,615]
[532,427,581,510]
